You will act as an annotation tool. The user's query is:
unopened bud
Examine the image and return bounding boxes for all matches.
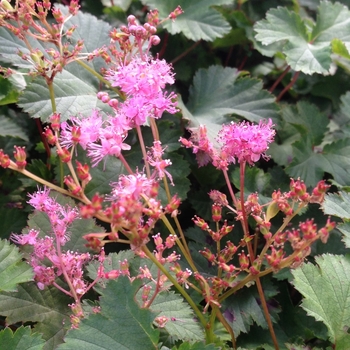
[1,0,14,11]
[13,146,26,169]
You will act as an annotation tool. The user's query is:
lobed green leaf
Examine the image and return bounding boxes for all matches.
[254,2,350,74]
[141,0,231,42]
[0,282,71,350]
[0,326,45,350]
[292,254,350,346]
[0,239,33,292]
[58,277,159,350]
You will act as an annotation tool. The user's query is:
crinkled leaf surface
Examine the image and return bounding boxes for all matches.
[87,253,202,343]
[322,191,350,219]
[337,222,350,249]
[292,254,350,347]
[0,239,33,292]
[286,138,350,186]
[269,100,329,168]
[254,2,350,74]
[279,101,329,145]
[0,5,113,121]
[0,326,45,350]
[322,191,350,248]
[18,68,113,122]
[150,291,204,342]
[58,277,159,350]
[183,66,279,145]
[141,0,231,41]
[0,116,29,141]
[171,342,219,350]
[223,288,268,337]
[0,282,71,350]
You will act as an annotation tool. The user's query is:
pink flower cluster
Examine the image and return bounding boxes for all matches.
[59,54,177,167]
[11,188,92,294]
[180,119,275,169]
[106,55,178,127]
[218,119,275,165]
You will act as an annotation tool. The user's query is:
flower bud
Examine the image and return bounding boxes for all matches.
[13,146,26,169]
[57,147,71,163]
[193,215,209,231]
[64,175,83,196]
[50,113,61,132]
[239,251,249,270]
[0,150,10,168]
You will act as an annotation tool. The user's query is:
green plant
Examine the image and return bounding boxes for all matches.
[0,1,350,349]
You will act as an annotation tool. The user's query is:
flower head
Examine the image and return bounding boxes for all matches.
[107,56,174,99]
[218,119,275,165]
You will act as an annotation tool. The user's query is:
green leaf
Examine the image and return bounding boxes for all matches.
[322,191,350,249]
[18,66,112,122]
[141,0,231,42]
[0,239,33,292]
[286,138,350,186]
[0,326,45,350]
[183,65,279,145]
[322,191,350,219]
[0,282,71,349]
[58,277,159,350]
[255,6,309,46]
[268,101,329,168]
[332,38,350,60]
[171,342,220,350]
[0,208,28,240]
[0,5,113,121]
[0,76,20,105]
[223,288,268,336]
[281,101,329,145]
[0,115,29,141]
[254,2,350,74]
[150,291,204,342]
[292,254,350,346]
[337,222,350,249]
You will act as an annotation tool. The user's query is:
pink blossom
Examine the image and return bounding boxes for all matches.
[60,111,103,150]
[179,125,217,167]
[217,119,275,165]
[109,173,156,200]
[33,265,56,289]
[147,141,174,185]
[33,236,55,260]
[27,187,56,212]
[87,127,131,167]
[106,56,178,126]
[11,229,39,245]
[107,56,174,98]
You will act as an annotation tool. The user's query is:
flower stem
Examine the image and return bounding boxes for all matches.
[136,125,151,178]
[141,246,208,331]
[239,162,279,350]
[276,71,300,102]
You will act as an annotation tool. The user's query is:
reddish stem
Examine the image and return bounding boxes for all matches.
[35,118,51,167]
[158,32,168,59]
[277,71,300,102]
[269,66,290,94]
[170,41,202,65]
[239,162,279,350]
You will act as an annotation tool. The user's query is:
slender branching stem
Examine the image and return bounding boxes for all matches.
[277,71,300,102]
[239,162,279,350]
[141,246,208,333]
